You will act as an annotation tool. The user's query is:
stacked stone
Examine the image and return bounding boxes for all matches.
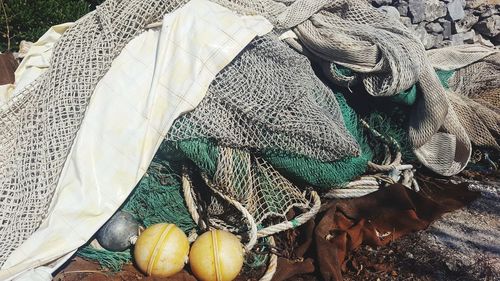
[372,0,500,49]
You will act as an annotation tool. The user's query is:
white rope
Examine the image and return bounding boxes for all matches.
[182,169,279,281]
[208,184,259,251]
[181,171,207,229]
[345,179,379,188]
[324,188,378,199]
[145,21,162,29]
[327,163,418,199]
[257,191,321,237]
[258,236,278,281]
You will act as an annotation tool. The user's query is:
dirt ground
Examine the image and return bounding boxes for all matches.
[54,174,500,281]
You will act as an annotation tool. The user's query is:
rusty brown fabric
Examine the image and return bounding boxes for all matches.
[273,182,479,281]
[0,52,18,85]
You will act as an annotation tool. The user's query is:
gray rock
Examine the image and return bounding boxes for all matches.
[473,33,494,47]
[448,0,465,21]
[409,0,425,23]
[397,2,409,17]
[441,20,453,39]
[451,30,475,45]
[372,0,393,7]
[426,22,444,33]
[455,11,479,33]
[492,33,500,45]
[433,34,444,48]
[465,0,482,9]
[462,30,475,43]
[481,8,498,19]
[471,5,488,16]
[412,23,427,42]
[474,15,500,37]
[425,0,447,22]
[436,39,453,48]
[412,23,442,49]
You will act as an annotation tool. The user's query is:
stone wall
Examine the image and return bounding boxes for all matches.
[371,0,500,49]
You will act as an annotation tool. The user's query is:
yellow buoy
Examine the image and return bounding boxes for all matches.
[189,230,244,281]
[134,223,189,277]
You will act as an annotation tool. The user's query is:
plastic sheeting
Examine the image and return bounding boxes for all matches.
[0,23,74,106]
[0,0,272,279]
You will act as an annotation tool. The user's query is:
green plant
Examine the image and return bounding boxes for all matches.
[0,0,104,52]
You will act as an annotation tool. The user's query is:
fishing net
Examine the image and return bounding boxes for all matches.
[447,53,500,149]
[0,0,188,267]
[212,0,471,176]
[261,92,372,189]
[3,0,499,272]
[167,34,360,162]
[78,90,372,270]
[167,34,357,246]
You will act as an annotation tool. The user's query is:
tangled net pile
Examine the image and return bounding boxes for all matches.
[1,0,499,272]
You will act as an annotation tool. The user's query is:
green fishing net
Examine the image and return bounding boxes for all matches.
[76,157,196,271]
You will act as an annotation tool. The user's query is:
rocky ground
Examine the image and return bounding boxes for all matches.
[370,0,500,49]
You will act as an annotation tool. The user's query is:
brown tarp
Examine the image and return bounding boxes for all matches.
[272,181,479,281]
[0,52,18,85]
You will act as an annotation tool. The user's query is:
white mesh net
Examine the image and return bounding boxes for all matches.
[448,53,500,149]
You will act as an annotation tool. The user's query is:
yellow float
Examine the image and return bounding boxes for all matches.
[189,230,244,281]
[134,223,189,277]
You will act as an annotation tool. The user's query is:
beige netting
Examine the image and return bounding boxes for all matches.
[0,0,188,267]
[212,0,472,176]
[167,33,360,162]
[182,145,320,250]
[205,147,311,225]
[448,53,500,149]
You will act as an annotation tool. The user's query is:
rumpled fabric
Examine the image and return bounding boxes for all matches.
[273,182,479,281]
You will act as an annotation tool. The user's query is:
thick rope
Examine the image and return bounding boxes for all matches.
[325,116,419,199]
[206,179,259,251]
[324,188,378,199]
[181,171,207,230]
[258,236,277,281]
[257,191,321,237]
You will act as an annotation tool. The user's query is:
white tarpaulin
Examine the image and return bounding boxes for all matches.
[0,0,272,279]
[0,23,74,106]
